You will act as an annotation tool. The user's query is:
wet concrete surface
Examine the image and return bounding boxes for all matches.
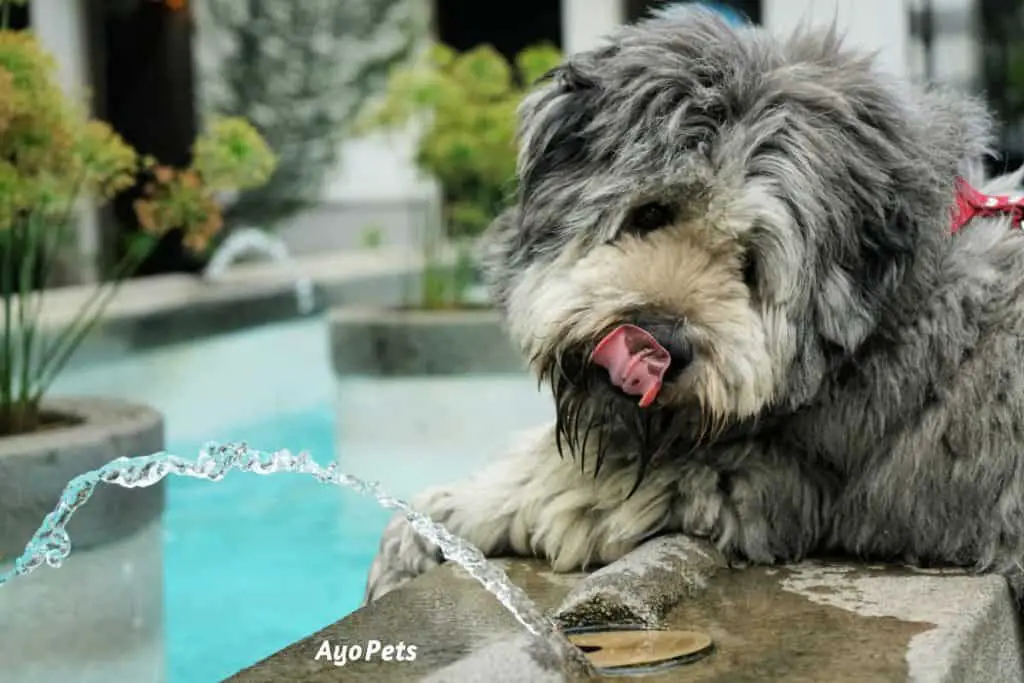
[227,560,587,682]
[231,538,1024,683]
[554,535,724,629]
[634,565,931,682]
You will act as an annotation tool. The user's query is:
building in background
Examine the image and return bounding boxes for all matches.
[25,0,1024,277]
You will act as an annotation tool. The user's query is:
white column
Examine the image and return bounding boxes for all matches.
[561,0,625,56]
[30,0,90,94]
[761,0,910,79]
[927,0,980,90]
[30,0,100,284]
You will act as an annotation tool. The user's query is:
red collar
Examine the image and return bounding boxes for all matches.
[950,176,1024,234]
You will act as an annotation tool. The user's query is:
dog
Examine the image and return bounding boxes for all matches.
[364,5,1024,604]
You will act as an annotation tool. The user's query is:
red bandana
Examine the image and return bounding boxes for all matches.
[950,176,1024,234]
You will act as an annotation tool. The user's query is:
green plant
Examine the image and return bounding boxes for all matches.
[0,17,276,436]
[357,41,562,309]
[359,223,384,249]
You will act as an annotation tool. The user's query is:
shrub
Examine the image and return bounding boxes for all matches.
[357,41,563,308]
[0,22,275,436]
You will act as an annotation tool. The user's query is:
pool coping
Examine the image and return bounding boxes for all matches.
[229,535,1024,682]
[16,246,443,368]
[328,307,524,376]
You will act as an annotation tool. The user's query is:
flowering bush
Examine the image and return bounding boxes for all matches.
[135,119,276,252]
[0,24,275,436]
[357,41,562,308]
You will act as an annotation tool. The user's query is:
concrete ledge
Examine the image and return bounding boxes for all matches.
[227,560,586,682]
[329,307,524,376]
[553,535,724,629]
[28,247,432,370]
[231,535,1024,682]
[0,397,165,558]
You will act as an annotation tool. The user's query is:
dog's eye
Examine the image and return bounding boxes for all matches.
[623,202,675,235]
[741,250,758,289]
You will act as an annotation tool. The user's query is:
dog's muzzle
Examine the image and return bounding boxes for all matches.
[586,316,694,407]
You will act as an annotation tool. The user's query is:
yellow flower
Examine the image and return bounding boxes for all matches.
[0,23,278,433]
[0,30,58,93]
[0,67,17,133]
[191,117,276,192]
[0,160,26,230]
[131,161,231,255]
[133,197,160,235]
[75,119,138,199]
[355,41,563,239]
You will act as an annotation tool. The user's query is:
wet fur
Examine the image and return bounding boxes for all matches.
[365,7,1024,602]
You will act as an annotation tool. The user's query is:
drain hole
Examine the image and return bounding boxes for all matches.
[576,645,602,653]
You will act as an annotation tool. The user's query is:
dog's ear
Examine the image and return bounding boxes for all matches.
[517,62,601,204]
[812,84,993,354]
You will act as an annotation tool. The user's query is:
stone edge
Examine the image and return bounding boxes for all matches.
[0,396,165,557]
[234,535,1024,683]
[52,252,431,372]
[328,306,526,376]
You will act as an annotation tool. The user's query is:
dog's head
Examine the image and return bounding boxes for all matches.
[479,6,992,470]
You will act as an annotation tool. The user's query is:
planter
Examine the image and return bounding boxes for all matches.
[0,396,165,559]
[0,396,166,683]
[328,306,551,497]
[329,306,524,377]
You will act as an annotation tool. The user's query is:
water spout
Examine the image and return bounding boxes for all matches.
[203,228,316,315]
[0,443,594,678]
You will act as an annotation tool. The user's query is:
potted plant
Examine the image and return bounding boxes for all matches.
[329,41,562,380]
[0,18,275,561]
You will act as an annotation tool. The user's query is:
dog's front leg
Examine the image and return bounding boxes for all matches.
[672,443,836,566]
[364,424,680,603]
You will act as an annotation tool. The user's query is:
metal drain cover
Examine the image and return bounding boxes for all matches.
[566,626,714,674]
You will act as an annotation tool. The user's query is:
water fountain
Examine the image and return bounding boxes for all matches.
[202,228,316,315]
[0,442,596,680]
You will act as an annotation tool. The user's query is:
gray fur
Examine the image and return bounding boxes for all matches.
[365,6,1024,603]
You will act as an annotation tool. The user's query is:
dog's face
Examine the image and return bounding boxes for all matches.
[479,7,990,468]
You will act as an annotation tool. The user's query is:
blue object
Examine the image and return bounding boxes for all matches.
[163,405,391,683]
[690,1,750,25]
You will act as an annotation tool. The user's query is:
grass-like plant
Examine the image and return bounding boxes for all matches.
[0,15,276,436]
[357,41,562,309]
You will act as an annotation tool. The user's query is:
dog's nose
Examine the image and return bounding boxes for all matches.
[629,316,693,379]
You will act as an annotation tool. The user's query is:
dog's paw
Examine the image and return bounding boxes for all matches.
[363,512,443,603]
[673,474,780,567]
[363,488,457,604]
[676,488,751,563]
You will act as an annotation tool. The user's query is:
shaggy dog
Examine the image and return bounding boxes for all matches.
[365,6,1024,603]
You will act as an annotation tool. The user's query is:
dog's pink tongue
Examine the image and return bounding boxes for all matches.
[590,324,671,408]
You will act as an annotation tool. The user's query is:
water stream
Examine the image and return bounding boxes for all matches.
[203,228,316,315]
[0,442,594,678]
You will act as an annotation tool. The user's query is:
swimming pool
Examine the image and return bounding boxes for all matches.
[46,315,551,682]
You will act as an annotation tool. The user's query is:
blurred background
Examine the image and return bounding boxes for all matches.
[18,0,1023,284]
[0,1,1021,683]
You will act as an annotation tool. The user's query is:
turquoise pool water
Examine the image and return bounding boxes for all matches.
[51,319,393,681]
[163,407,391,683]
[46,315,551,682]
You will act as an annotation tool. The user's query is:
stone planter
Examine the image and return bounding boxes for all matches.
[0,397,165,558]
[0,396,166,683]
[328,306,551,497]
[329,306,524,377]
